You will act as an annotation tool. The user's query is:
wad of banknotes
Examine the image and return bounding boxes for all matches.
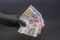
[18,5,45,37]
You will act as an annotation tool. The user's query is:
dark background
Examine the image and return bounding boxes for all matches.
[0,0,60,40]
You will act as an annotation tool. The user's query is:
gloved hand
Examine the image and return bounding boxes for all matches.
[0,12,26,28]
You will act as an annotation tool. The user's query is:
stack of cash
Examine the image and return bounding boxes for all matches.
[18,5,45,37]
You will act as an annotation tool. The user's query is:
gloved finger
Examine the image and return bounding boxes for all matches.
[18,19,26,26]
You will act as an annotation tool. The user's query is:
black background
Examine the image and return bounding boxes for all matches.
[0,0,60,40]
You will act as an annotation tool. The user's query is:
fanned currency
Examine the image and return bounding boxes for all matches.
[18,5,45,37]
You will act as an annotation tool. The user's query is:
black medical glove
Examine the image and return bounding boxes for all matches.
[0,12,26,28]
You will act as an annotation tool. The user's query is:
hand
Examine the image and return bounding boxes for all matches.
[0,12,26,27]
